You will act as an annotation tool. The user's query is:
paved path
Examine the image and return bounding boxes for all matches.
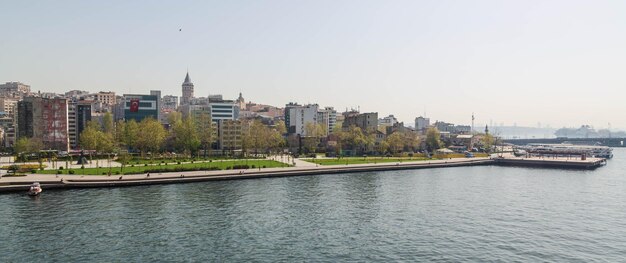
[267,155,318,167]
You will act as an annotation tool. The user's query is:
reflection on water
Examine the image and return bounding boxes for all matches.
[1,149,626,261]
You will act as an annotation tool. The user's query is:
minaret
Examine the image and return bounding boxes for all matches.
[181,71,194,105]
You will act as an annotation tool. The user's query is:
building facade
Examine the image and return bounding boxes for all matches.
[123,94,159,122]
[378,115,398,128]
[17,97,69,151]
[285,103,319,136]
[415,116,430,131]
[94,91,116,106]
[342,112,378,131]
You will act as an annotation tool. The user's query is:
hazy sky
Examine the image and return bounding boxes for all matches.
[2,0,626,129]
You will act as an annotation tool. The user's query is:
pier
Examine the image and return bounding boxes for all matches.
[494,155,606,169]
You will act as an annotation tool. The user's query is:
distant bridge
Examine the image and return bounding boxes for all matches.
[504,137,626,147]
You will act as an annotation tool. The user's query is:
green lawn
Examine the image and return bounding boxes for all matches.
[304,153,488,166]
[303,157,432,166]
[125,156,264,165]
[35,160,288,175]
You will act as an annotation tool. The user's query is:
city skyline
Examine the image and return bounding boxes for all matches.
[2,1,626,128]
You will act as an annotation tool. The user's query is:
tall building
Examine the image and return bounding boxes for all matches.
[0,97,18,116]
[17,97,69,151]
[316,107,337,135]
[123,94,159,122]
[218,120,244,151]
[181,72,194,105]
[69,102,93,149]
[415,116,430,131]
[209,99,239,121]
[285,103,319,136]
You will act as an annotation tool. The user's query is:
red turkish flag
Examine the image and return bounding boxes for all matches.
[130,99,139,112]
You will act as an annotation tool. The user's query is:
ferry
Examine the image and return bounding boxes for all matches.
[521,143,613,159]
[28,182,42,196]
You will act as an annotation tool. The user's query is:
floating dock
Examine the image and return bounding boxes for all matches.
[494,156,606,169]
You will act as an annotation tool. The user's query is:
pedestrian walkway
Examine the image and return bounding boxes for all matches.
[267,155,317,167]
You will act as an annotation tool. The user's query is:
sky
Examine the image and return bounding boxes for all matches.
[2,0,626,129]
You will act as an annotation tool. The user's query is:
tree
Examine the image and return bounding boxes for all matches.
[386,132,404,155]
[196,112,213,158]
[80,121,101,162]
[80,121,115,168]
[403,131,421,152]
[340,125,368,155]
[376,140,390,155]
[275,120,287,135]
[102,112,114,134]
[304,122,326,137]
[267,128,286,155]
[134,117,166,157]
[122,119,139,151]
[172,116,201,157]
[14,138,30,163]
[425,127,443,152]
[481,133,495,153]
[167,111,182,127]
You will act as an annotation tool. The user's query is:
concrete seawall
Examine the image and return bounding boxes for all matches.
[0,158,493,194]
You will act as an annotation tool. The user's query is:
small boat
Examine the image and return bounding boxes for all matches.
[28,182,42,196]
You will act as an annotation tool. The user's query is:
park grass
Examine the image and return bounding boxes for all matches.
[303,157,431,166]
[304,153,488,166]
[125,156,265,165]
[35,160,288,175]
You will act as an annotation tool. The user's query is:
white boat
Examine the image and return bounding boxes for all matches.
[28,182,42,196]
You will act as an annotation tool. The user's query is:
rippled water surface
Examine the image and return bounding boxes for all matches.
[2,150,626,262]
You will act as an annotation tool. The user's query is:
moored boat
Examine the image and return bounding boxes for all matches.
[28,182,42,196]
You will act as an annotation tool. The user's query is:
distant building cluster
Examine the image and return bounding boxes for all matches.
[2,72,488,155]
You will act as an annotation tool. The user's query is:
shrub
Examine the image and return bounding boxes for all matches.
[59,166,64,170]
[102,172,107,175]
[251,165,256,169]
[57,170,62,174]
[131,164,135,167]
[69,170,75,174]
[144,164,148,167]
[31,169,37,173]
[81,165,85,169]
[177,161,181,164]
[262,165,266,168]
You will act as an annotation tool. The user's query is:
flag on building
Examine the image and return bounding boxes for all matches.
[130,99,139,112]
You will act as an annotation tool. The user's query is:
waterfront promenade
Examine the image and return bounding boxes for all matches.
[0,154,609,194]
[0,157,493,193]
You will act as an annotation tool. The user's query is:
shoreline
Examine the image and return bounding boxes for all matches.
[0,158,493,193]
